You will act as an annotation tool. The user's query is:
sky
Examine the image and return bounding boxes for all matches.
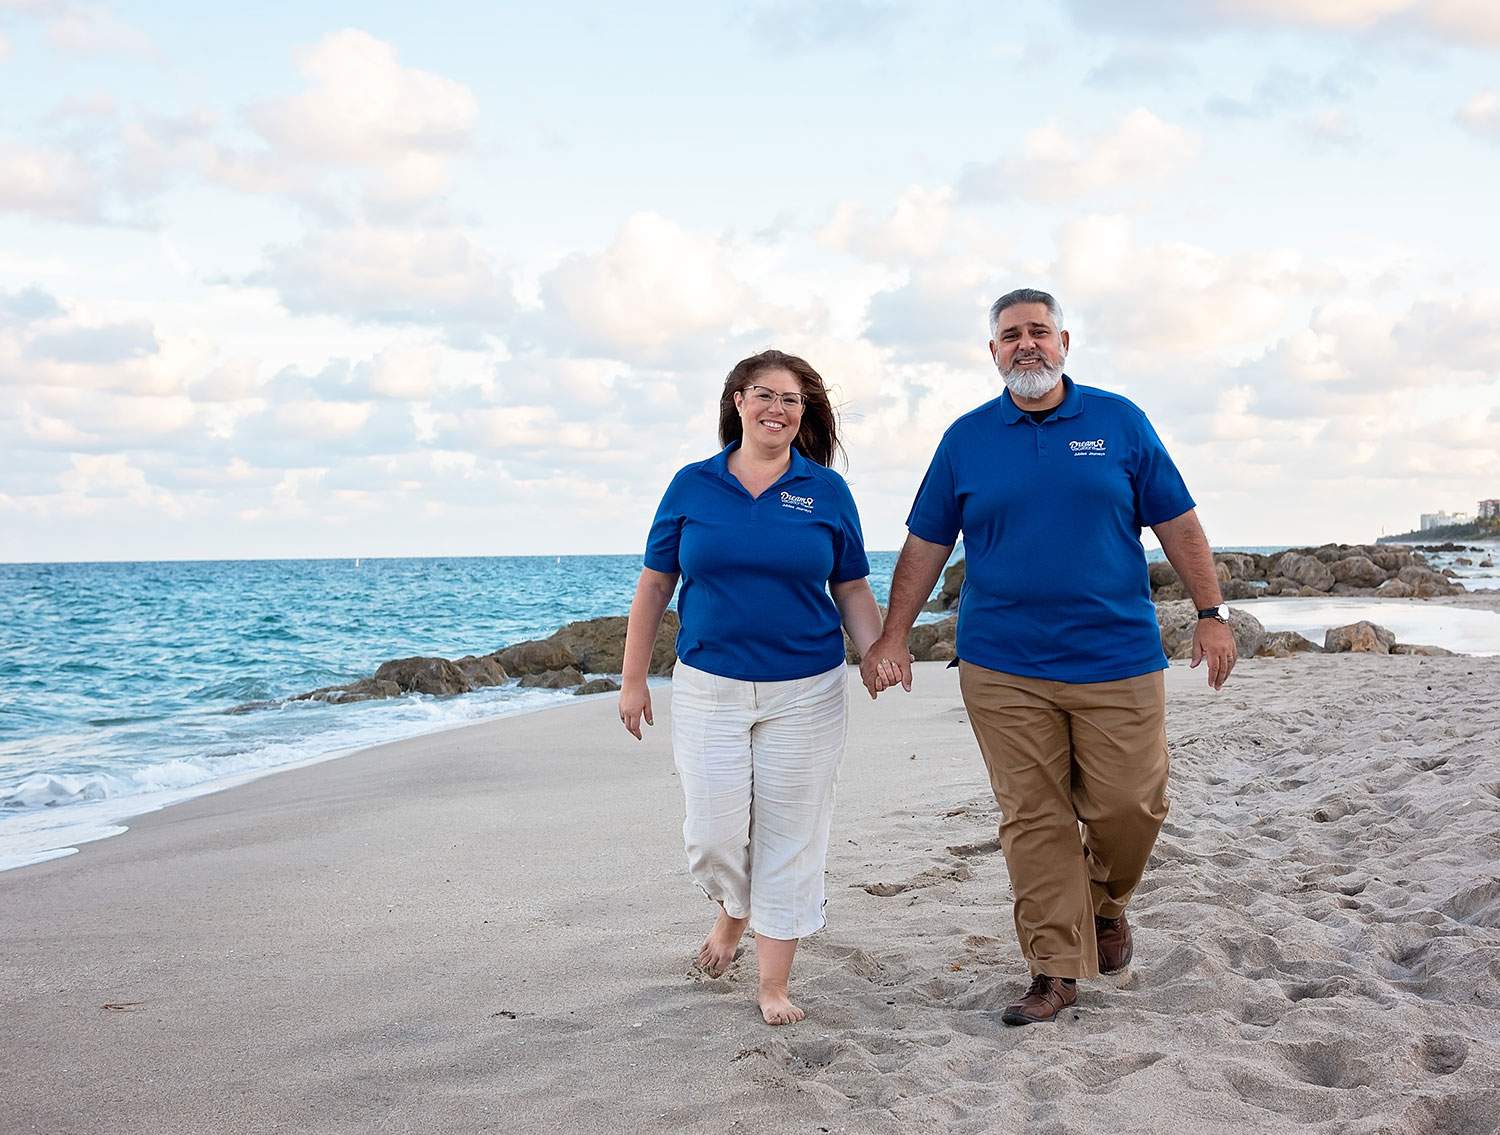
[2,0,1498,562]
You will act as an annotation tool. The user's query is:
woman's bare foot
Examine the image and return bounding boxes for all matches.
[696,908,749,977]
[758,986,805,1026]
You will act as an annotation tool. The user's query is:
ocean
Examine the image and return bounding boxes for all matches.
[3,543,1495,871]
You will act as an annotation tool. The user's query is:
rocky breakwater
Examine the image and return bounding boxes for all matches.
[927,543,1465,609]
[234,614,680,712]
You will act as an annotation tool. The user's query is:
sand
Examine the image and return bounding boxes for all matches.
[3,656,1498,1134]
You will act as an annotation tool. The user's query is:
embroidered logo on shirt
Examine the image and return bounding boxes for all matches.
[779,491,815,513]
[1069,438,1107,456]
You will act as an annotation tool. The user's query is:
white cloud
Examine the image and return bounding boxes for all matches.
[1457,90,1500,139]
[959,110,1198,202]
[246,29,477,208]
[818,186,953,261]
[258,224,512,335]
[1064,0,1500,47]
[44,3,154,58]
[0,143,105,222]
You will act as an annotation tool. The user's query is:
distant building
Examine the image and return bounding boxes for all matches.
[1420,511,1471,530]
[1480,499,1500,520]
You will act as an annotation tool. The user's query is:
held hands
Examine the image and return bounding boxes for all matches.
[1191,618,1238,690]
[859,636,914,700]
[619,683,653,740]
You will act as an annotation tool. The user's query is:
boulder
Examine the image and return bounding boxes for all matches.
[1324,621,1396,654]
[1330,555,1387,589]
[1257,631,1324,658]
[1275,552,1335,592]
[453,654,508,688]
[1482,558,1494,568]
[1455,557,1473,566]
[1214,553,1256,580]
[574,677,622,695]
[910,618,957,662]
[496,639,580,676]
[1263,578,1300,596]
[1222,579,1261,601]
[373,656,471,696]
[1148,561,1181,590]
[1156,601,1265,661]
[1389,643,1457,656]
[1396,565,1459,597]
[938,559,966,609]
[519,667,585,689]
[549,612,680,676]
[1369,549,1415,572]
[290,678,402,705]
[1375,578,1413,598]
[1215,561,1232,585]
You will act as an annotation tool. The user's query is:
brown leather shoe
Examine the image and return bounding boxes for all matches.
[1096,913,1133,974]
[1000,974,1077,1026]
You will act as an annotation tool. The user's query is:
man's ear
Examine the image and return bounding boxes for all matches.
[988,340,999,361]
[1060,329,1070,353]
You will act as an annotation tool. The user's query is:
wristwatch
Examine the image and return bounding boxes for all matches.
[1197,604,1230,624]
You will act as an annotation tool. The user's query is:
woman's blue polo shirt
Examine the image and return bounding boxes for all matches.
[645,444,870,682]
[906,378,1195,684]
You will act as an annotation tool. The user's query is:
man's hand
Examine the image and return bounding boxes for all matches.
[618,683,654,739]
[859,635,913,699]
[1190,618,1237,690]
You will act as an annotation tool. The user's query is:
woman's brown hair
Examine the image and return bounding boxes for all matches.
[717,349,844,468]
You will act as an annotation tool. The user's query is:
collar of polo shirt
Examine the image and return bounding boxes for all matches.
[997,375,1084,425]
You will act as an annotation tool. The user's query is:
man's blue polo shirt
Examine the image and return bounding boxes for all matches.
[645,443,870,682]
[907,377,1194,684]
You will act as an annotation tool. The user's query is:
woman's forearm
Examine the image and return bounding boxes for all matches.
[621,568,678,686]
[831,578,883,657]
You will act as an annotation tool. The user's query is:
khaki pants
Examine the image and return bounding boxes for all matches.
[959,662,1169,980]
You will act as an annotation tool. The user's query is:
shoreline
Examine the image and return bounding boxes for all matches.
[5,656,1498,1133]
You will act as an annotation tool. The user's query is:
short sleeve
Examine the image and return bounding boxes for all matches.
[643,472,686,573]
[1131,413,1195,528]
[905,438,962,545]
[828,475,870,584]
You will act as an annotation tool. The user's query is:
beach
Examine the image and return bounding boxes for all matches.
[4,656,1499,1134]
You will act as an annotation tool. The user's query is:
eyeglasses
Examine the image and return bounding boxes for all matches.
[743,385,808,410]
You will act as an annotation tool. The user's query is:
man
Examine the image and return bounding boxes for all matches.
[860,288,1236,1026]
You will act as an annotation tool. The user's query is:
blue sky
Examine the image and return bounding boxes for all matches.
[3,0,1498,560]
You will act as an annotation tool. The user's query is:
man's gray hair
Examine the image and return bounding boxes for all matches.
[988,288,1064,340]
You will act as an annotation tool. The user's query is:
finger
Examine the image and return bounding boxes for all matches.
[625,714,642,740]
[899,657,913,692]
[644,704,654,727]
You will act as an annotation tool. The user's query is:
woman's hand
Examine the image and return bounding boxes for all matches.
[619,682,654,740]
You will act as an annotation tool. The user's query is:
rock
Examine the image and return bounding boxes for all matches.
[1152,582,1187,602]
[1155,601,1265,661]
[1275,552,1335,591]
[1396,565,1459,597]
[1324,621,1396,654]
[453,654,508,688]
[1455,557,1473,566]
[1257,631,1324,658]
[1368,549,1415,572]
[1481,558,1494,568]
[938,560,966,609]
[910,618,957,662]
[1214,553,1256,580]
[1148,561,1181,591]
[1330,555,1387,588]
[1297,586,1326,597]
[1331,583,1380,596]
[549,612,680,676]
[1375,578,1413,598]
[574,677,622,695]
[1222,579,1261,601]
[290,678,402,705]
[519,667,584,689]
[496,639,580,676]
[1215,561,1232,585]
[1390,643,1457,656]
[1263,578,1299,596]
[373,656,470,696]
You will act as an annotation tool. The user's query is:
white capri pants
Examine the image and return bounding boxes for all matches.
[670,660,850,940]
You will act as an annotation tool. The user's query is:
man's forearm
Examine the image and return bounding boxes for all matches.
[881,533,955,640]
[1152,509,1224,609]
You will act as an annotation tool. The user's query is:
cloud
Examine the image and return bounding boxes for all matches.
[25,319,157,363]
[44,3,155,58]
[0,142,106,222]
[1063,0,1500,48]
[818,186,953,262]
[740,0,908,50]
[257,224,512,337]
[1085,46,1197,88]
[1457,90,1500,139]
[245,29,477,209]
[535,212,771,365]
[958,110,1198,202]
[0,286,64,324]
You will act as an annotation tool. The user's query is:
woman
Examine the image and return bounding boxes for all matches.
[618,349,895,1026]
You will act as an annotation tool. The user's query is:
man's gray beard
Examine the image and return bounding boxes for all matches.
[1000,359,1064,401]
